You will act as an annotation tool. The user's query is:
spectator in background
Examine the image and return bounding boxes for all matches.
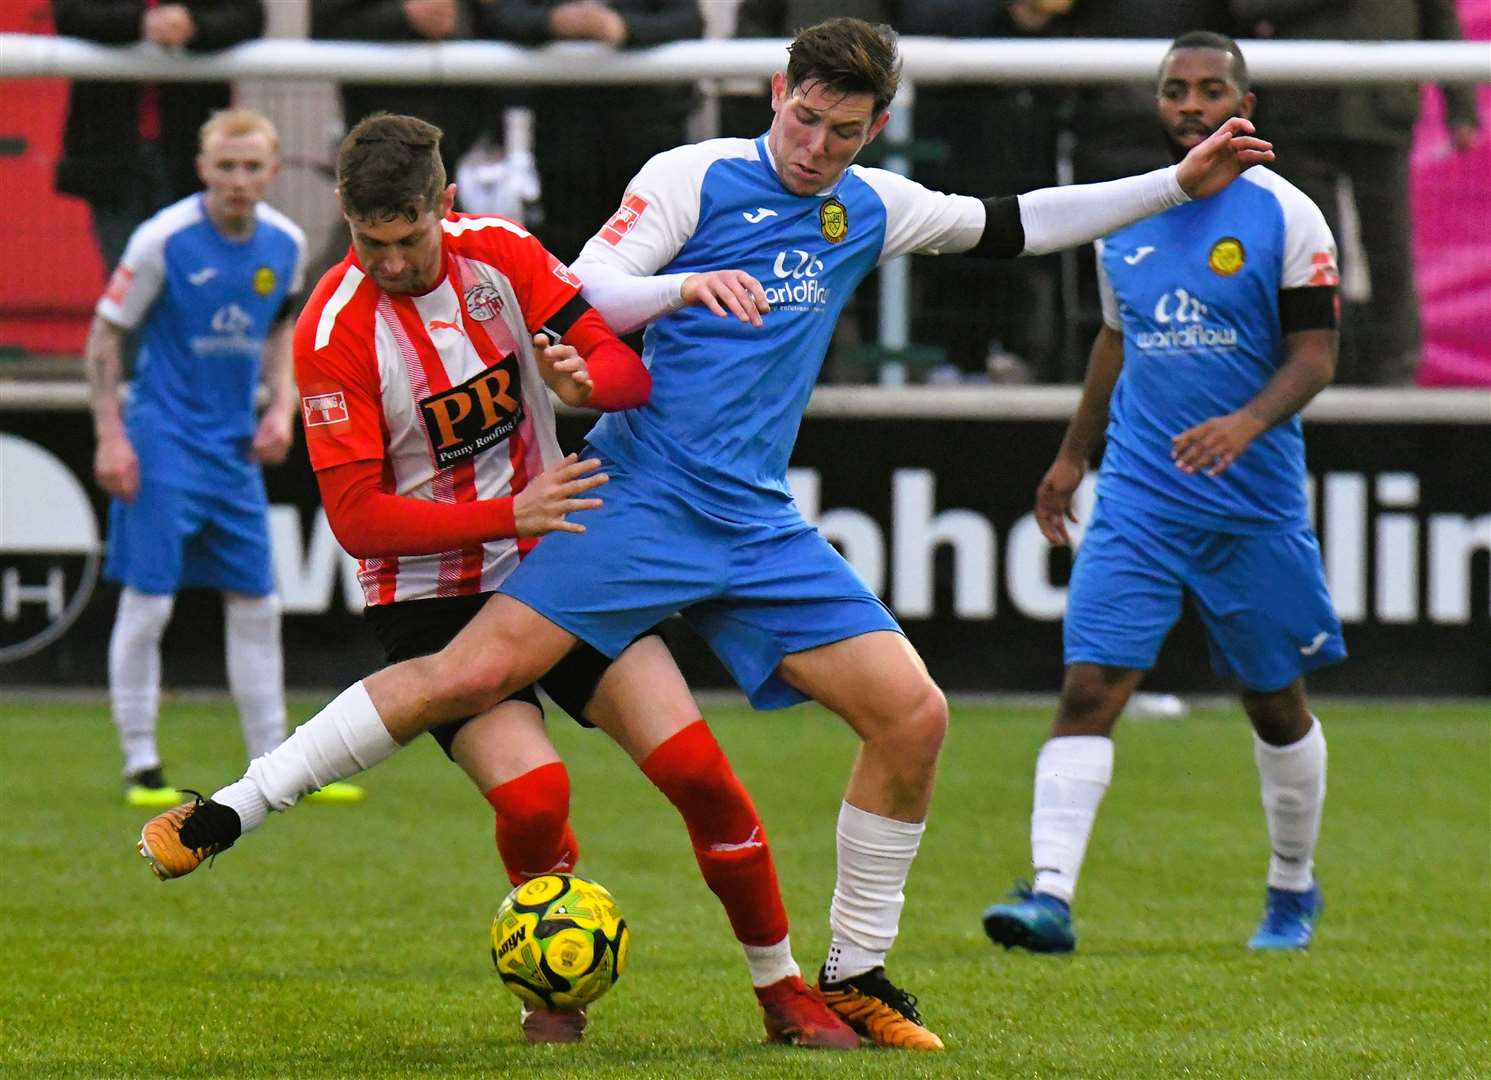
[53,0,265,275]
[1232,0,1482,385]
[311,0,496,182]
[476,0,702,262]
[898,1,1062,384]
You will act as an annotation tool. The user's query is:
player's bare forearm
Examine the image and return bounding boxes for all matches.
[84,314,128,437]
[1171,328,1335,477]
[262,318,298,420]
[1058,325,1125,466]
[1037,325,1123,545]
[1243,328,1337,432]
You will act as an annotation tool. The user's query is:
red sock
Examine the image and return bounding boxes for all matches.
[484,762,579,887]
[640,720,788,947]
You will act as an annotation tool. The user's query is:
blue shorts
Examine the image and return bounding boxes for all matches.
[1064,500,1346,692]
[499,458,900,709]
[104,478,273,597]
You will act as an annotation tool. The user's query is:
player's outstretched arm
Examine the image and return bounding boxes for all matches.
[1171,327,1336,477]
[84,314,139,501]
[984,118,1273,259]
[1173,117,1274,201]
[1037,325,1124,546]
[317,454,608,556]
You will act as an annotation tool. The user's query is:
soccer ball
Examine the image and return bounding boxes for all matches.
[489,873,630,1010]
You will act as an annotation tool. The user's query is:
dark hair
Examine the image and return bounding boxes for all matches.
[786,18,902,115]
[336,113,447,222]
[1164,31,1250,93]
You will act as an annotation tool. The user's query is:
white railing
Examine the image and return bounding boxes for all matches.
[2,35,1488,85]
[3,379,1486,423]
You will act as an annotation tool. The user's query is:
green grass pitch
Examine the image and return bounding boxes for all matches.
[0,696,1486,1079]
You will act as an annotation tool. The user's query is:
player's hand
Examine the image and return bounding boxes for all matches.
[402,0,458,40]
[533,333,594,408]
[1175,117,1274,200]
[142,4,195,46]
[252,410,294,465]
[1170,409,1265,477]
[1035,456,1085,546]
[95,431,140,502]
[681,270,770,327]
[548,1,627,44]
[513,453,608,537]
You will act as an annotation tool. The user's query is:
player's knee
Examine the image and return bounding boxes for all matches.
[1057,667,1129,733]
[421,648,516,717]
[894,677,948,764]
[114,587,174,644]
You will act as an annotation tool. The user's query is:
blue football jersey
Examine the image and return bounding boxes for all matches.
[576,136,984,521]
[99,194,306,494]
[1095,167,1337,533]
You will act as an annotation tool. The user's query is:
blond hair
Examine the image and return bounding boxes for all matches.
[198,108,281,155]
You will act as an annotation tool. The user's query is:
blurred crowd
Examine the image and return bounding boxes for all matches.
[37,0,1489,385]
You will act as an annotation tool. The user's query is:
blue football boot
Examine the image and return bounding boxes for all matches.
[982,881,1076,954]
[1247,882,1323,950]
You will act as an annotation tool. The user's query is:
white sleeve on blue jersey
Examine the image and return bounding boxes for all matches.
[96,210,177,330]
[853,167,986,262]
[577,141,755,277]
[1019,166,1189,257]
[571,257,691,335]
[1093,239,1122,330]
[1240,168,1339,290]
[259,203,309,295]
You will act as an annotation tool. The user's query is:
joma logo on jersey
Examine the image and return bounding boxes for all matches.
[419,358,524,467]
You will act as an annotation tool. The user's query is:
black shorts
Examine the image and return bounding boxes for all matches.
[363,593,640,759]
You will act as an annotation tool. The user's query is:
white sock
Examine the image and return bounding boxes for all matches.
[743,935,800,988]
[823,802,924,983]
[230,682,399,820]
[225,593,287,760]
[108,587,174,775]
[1255,717,1327,892]
[1030,735,1114,905]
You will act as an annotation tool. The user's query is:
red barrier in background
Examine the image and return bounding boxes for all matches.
[0,0,102,356]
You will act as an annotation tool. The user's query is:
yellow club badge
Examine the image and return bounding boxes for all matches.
[819,197,848,244]
[253,266,277,296]
[1207,237,1245,276]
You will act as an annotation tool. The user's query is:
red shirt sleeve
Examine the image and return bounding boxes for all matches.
[562,308,651,412]
[317,459,518,558]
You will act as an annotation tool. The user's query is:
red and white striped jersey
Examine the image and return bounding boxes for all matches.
[295,214,581,606]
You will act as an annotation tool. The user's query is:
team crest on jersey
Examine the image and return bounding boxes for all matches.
[819,197,848,244]
[419,355,524,467]
[551,261,581,289]
[253,266,276,296]
[1207,237,1245,276]
[464,282,505,321]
